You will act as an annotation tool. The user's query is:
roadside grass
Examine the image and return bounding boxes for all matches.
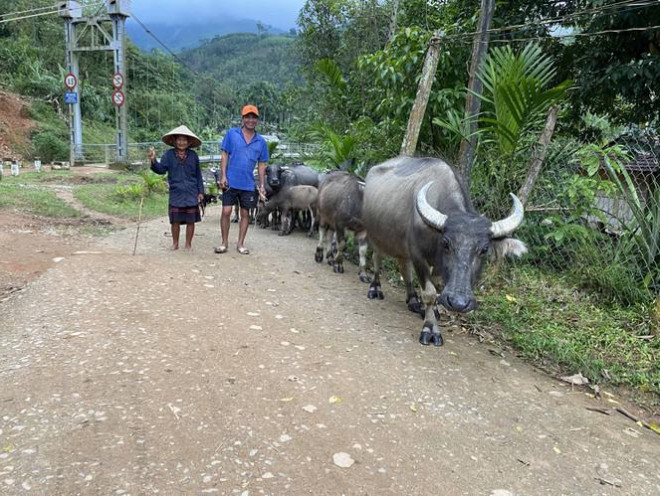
[0,180,80,217]
[470,264,660,400]
[74,174,168,221]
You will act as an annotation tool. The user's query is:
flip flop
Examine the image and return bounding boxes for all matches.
[237,246,250,255]
[214,245,227,254]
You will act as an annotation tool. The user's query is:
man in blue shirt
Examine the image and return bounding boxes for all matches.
[215,105,269,255]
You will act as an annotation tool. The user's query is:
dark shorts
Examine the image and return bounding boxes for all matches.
[169,204,201,224]
[222,187,257,209]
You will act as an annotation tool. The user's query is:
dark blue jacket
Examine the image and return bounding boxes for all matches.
[151,148,204,207]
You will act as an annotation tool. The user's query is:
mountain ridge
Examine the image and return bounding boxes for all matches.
[126,18,289,52]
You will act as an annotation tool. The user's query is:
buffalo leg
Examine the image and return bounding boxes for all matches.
[327,231,336,266]
[333,228,346,274]
[279,209,291,236]
[400,259,424,317]
[307,206,315,238]
[367,251,384,300]
[315,223,326,263]
[416,268,443,347]
[356,230,371,283]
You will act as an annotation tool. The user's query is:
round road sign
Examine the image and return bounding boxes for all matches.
[112,90,125,107]
[64,72,77,90]
[112,72,124,90]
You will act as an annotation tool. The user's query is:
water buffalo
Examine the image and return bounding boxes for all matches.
[266,162,320,191]
[362,157,527,346]
[315,171,370,283]
[258,185,318,237]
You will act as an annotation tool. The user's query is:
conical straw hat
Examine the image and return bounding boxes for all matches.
[161,125,202,148]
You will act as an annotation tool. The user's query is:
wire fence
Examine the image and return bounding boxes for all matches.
[65,141,321,167]
[486,128,660,304]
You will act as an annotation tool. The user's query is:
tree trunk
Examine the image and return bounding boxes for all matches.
[387,0,400,42]
[518,105,559,206]
[458,0,496,183]
[400,32,442,157]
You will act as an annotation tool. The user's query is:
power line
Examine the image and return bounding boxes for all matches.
[484,23,660,45]
[0,3,57,20]
[131,14,199,75]
[441,0,658,43]
[0,2,105,25]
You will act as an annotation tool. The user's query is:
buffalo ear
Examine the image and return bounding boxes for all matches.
[492,238,527,261]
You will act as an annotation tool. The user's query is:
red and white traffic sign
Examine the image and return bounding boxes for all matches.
[112,71,124,90]
[112,90,125,107]
[64,72,77,90]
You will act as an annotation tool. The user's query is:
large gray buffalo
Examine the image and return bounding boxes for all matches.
[362,157,527,346]
[315,171,370,282]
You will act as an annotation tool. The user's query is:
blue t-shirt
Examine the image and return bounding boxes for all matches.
[221,127,269,191]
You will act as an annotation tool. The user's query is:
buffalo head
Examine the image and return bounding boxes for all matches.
[415,181,527,313]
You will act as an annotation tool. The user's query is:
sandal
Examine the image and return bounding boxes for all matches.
[214,245,228,254]
[237,246,250,255]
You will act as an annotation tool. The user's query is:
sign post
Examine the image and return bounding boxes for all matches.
[112,71,124,90]
[112,90,125,107]
[64,71,77,90]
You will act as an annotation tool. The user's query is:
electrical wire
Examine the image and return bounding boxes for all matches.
[0,1,105,25]
[131,14,199,75]
[483,23,660,45]
[0,3,58,19]
[440,0,659,43]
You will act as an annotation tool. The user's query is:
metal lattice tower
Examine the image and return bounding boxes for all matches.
[59,0,131,163]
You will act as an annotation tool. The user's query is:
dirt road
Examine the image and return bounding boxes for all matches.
[1,208,659,496]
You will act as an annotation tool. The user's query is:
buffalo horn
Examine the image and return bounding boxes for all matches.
[490,193,524,238]
[416,182,447,231]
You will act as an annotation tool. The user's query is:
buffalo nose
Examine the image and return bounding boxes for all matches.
[445,295,472,313]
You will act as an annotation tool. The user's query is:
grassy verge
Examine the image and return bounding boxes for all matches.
[74,174,168,221]
[469,265,660,401]
[0,181,80,217]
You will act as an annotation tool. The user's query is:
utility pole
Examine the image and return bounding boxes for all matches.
[400,31,442,157]
[59,0,131,165]
[458,0,495,182]
[59,1,83,162]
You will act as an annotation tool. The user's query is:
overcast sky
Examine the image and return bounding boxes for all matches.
[130,0,307,30]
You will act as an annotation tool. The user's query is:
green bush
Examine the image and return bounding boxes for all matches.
[32,131,68,163]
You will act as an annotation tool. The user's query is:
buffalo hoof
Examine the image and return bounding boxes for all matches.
[419,330,433,346]
[314,249,324,263]
[231,218,239,223]
[431,333,444,346]
[333,263,344,274]
[359,273,372,283]
[367,285,384,300]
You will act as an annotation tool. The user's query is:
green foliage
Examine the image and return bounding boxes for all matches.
[599,146,660,292]
[558,1,660,126]
[305,122,358,171]
[180,33,303,130]
[76,175,168,221]
[0,181,80,218]
[468,266,660,397]
[32,131,68,163]
[477,43,571,155]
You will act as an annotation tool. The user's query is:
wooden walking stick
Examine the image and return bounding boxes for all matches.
[132,192,145,256]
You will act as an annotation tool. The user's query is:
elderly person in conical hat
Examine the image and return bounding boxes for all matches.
[147,125,205,250]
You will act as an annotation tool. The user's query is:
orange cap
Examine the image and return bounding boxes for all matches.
[241,105,259,117]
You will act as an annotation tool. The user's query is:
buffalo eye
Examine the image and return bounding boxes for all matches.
[442,238,451,253]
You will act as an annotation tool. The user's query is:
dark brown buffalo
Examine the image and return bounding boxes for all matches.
[314,171,370,283]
